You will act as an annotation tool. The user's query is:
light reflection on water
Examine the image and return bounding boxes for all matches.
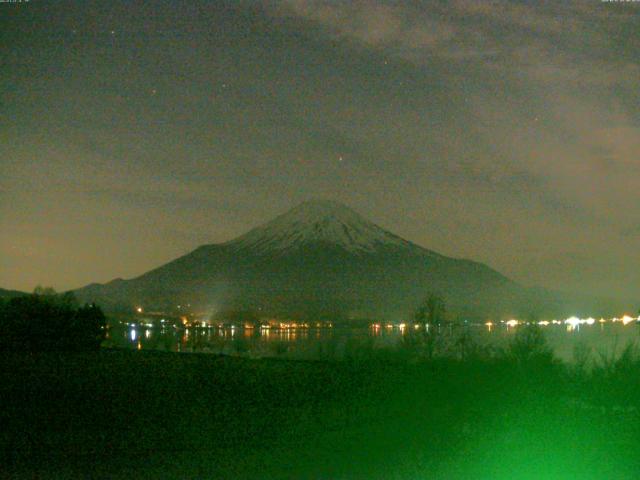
[102,321,640,362]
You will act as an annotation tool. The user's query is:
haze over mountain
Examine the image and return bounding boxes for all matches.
[74,200,615,321]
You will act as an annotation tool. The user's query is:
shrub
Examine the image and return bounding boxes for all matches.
[507,324,555,368]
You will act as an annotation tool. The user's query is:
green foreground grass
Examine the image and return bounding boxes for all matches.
[2,348,640,479]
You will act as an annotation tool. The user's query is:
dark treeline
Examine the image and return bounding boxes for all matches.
[0,287,106,352]
[3,290,640,477]
[3,338,640,478]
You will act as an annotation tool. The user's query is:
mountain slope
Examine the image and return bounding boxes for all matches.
[74,200,564,321]
[0,288,28,299]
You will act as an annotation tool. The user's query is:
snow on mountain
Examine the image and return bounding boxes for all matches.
[227,200,412,254]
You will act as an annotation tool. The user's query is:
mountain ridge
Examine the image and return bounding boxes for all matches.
[73,200,597,320]
[0,288,28,299]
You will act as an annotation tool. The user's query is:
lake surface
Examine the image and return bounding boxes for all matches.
[103,320,640,363]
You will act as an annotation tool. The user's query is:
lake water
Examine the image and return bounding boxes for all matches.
[103,320,640,363]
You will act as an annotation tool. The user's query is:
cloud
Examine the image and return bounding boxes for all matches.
[271,1,640,238]
[274,0,471,59]
[274,0,639,84]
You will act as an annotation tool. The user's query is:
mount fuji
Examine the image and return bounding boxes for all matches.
[74,200,563,321]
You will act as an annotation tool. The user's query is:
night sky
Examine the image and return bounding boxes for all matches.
[2,0,639,299]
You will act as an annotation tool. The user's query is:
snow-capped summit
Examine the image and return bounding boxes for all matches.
[227,199,411,253]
